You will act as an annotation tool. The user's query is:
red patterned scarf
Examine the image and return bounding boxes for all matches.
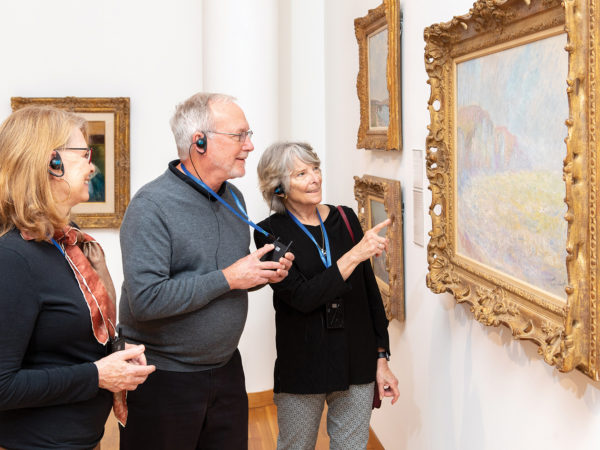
[53,227,117,343]
[29,226,128,425]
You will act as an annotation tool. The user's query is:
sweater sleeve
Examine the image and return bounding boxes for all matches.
[120,196,232,322]
[0,248,99,411]
[254,222,352,314]
[345,206,390,353]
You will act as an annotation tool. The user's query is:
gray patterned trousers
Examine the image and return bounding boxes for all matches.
[274,382,374,450]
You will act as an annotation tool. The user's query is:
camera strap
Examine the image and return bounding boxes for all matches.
[181,163,270,238]
[287,209,331,268]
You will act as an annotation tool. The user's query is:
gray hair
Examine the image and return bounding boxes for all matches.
[169,92,236,159]
[257,141,321,214]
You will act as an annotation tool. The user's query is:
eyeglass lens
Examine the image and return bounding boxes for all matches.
[240,130,253,142]
[64,147,93,163]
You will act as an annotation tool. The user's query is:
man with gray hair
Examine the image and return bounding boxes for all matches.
[118,92,293,449]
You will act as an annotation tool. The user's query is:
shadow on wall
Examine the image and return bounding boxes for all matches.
[428,295,459,450]
[458,316,484,450]
[449,294,600,409]
[488,322,600,404]
[378,319,422,449]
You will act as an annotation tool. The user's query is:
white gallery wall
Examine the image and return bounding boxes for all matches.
[0,0,205,317]
[323,0,600,449]
[2,0,600,449]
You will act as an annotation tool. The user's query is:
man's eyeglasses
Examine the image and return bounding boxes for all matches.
[63,147,93,164]
[207,130,254,143]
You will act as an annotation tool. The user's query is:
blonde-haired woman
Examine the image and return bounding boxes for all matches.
[0,106,155,449]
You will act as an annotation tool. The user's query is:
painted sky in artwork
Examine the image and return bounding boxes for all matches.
[368,27,388,102]
[455,33,568,300]
[368,26,389,128]
[457,33,567,170]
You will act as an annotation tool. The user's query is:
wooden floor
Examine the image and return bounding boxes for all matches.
[100,390,384,450]
[248,403,384,450]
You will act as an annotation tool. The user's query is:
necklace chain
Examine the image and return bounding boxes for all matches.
[318,221,327,256]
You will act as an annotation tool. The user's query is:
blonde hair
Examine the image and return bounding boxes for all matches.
[257,141,320,214]
[0,105,87,240]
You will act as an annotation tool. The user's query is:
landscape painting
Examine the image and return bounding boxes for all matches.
[355,0,402,151]
[368,26,389,129]
[354,174,404,321]
[455,32,568,300]
[370,198,390,284]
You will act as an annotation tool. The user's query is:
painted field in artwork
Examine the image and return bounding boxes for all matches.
[455,32,568,300]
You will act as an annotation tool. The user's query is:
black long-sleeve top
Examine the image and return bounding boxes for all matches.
[0,229,112,449]
[254,205,389,394]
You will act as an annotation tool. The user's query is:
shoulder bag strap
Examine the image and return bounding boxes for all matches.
[337,205,355,244]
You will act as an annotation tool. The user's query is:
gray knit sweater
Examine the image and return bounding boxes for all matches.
[119,161,250,371]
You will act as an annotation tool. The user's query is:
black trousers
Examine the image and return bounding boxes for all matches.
[119,349,248,450]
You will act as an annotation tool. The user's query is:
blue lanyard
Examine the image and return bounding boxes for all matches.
[287,209,331,268]
[51,238,65,256]
[180,163,269,237]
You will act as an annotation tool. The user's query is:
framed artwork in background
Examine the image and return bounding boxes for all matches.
[354,0,402,151]
[354,174,404,321]
[424,0,600,379]
[11,97,130,228]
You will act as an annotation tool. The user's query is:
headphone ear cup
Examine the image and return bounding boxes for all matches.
[48,151,64,177]
[196,134,207,155]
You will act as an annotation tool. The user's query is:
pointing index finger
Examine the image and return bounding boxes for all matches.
[371,218,391,233]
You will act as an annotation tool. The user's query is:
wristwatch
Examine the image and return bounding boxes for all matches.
[377,350,390,361]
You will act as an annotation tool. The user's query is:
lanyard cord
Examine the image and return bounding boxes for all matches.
[51,238,65,256]
[180,163,270,237]
[287,208,331,268]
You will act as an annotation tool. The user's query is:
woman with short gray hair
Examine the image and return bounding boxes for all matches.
[257,141,320,214]
[255,141,399,449]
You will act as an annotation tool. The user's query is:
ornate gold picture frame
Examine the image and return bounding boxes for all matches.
[354,175,405,321]
[354,0,402,151]
[11,97,130,228]
[424,0,600,379]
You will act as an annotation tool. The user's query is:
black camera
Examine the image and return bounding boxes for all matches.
[326,300,344,329]
[260,238,293,263]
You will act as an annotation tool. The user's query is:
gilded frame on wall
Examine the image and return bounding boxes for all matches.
[354,0,402,151]
[424,0,600,379]
[354,175,405,321]
[11,97,130,228]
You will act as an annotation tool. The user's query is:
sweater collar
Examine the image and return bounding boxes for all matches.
[168,159,227,201]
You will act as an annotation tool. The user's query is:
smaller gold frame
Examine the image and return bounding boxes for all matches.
[354,175,405,321]
[354,0,402,151]
[11,97,130,228]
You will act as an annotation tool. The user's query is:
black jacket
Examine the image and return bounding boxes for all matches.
[254,205,389,394]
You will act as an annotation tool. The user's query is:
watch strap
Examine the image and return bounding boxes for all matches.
[377,351,390,361]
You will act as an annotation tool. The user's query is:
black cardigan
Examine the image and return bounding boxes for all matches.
[0,229,112,449]
[254,205,389,394]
